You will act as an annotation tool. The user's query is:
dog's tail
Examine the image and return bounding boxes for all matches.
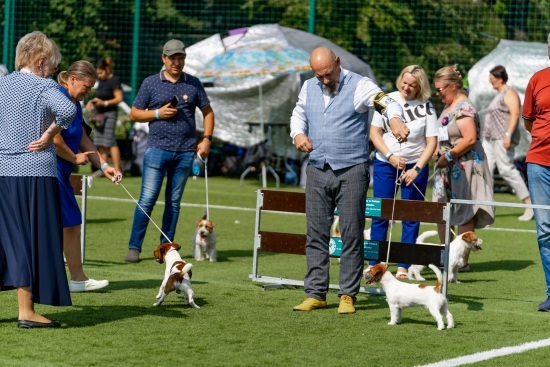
[416,230,439,244]
[181,262,193,275]
[170,262,193,277]
[428,264,443,293]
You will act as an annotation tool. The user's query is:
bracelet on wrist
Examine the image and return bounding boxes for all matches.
[155,109,160,120]
[100,162,109,171]
[104,100,108,107]
[385,151,394,160]
[445,151,454,162]
[505,132,512,138]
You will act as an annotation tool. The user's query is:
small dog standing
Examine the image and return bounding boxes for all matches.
[153,243,200,308]
[408,230,483,282]
[192,214,217,262]
[364,263,454,330]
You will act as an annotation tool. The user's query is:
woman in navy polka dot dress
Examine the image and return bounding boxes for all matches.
[0,32,76,329]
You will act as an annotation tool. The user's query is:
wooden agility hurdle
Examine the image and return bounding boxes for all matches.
[250,189,453,295]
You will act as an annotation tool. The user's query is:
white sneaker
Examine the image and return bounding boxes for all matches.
[518,209,534,221]
[69,279,109,292]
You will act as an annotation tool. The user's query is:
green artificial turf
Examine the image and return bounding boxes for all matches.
[0,172,547,367]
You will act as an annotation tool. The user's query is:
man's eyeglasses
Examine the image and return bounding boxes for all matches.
[435,85,448,94]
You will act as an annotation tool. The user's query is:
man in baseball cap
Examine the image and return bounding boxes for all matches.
[163,39,186,56]
[124,37,214,263]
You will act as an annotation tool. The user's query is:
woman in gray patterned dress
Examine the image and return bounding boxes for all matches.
[0,32,76,328]
[432,65,495,271]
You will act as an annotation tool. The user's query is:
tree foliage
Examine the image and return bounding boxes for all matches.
[2,0,548,94]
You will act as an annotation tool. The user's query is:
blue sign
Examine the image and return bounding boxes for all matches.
[329,237,380,260]
[334,197,382,216]
[366,198,382,217]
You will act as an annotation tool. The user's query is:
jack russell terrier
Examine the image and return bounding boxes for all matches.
[153,243,200,308]
[364,263,454,330]
[192,214,217,262]
[408,230,483,283]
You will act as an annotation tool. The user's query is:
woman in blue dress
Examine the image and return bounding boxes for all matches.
[55,60,122,293]
[0,32,75,328]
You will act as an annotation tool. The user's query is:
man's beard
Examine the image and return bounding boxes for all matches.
[324,82,337,95]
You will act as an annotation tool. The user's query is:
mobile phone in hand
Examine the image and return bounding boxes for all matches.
[170,95,179,108]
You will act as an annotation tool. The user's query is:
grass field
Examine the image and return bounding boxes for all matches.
[0,172,547,367]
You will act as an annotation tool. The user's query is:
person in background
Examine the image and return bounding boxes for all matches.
[482,65,533,221]
[0,31,76,328]
[124,39,215,263]
[55,60,122,292]
[86,57,123,174]
[522,33,550,312]
[432,65,495,272]
[369,65,438,278]
[290,47,409,314]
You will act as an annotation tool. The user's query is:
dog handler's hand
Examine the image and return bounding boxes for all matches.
[388,154,405,170]
[400,168,418,186]
[294,133,313,153]
[389,117,410,143]
[197,138,211,158]
[435,155,449,169]
[103,165,123,185]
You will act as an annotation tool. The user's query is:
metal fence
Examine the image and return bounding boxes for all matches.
[2,0,549,102]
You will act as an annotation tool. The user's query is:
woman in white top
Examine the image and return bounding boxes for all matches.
[369,65,438,278]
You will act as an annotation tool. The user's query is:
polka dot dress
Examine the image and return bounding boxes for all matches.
[0,72,76,177]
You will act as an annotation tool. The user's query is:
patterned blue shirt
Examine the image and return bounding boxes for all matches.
[0,72,76,177]
[133,71,210,152]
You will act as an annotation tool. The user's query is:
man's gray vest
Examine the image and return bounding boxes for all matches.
[305,71,369,171]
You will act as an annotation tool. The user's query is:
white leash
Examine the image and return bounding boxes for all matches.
[385,143,402,264]
[119,182,172,243]
[195,154,210,220]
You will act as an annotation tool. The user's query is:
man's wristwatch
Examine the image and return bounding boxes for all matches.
[203,135,212,141]
[414,166,421,173]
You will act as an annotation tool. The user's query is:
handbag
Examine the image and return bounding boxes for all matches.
[88,107,106,131]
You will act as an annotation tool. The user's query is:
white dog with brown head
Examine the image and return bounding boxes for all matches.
[364,263,454,330]
[153,243,200,308]
[408,230,483,282]
[192,214,217,262]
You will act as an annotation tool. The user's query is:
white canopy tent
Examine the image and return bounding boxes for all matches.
[184,24,377,159]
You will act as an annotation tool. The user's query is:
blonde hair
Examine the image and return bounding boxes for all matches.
[57,60,97,88]
[15,31,61,72]
[434,65,467,96]
[396,65,431,102]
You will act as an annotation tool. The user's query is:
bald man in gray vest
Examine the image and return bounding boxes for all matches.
[290,47,409,314]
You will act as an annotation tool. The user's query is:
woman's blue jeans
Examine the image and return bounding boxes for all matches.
[369,158,429,268]
[128,148,194,251]
[527,163,550,297]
